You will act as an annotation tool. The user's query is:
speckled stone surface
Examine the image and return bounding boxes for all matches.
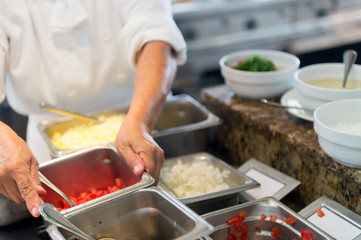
[201,84,361,214]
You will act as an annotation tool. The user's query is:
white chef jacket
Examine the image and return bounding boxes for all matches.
[0,0,187,163]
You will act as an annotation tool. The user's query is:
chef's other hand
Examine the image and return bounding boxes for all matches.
[0,122,46,217]
[115,117,164,184]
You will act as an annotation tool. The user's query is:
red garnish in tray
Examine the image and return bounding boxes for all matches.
[57,178,124,211]
[255,226,261,233]
[226,211,248,240]
[260,213,267,220]
[282,214,296,224]
[301,229,314,240]
[271,228,280,239]
[316,208,325,217]
[269,215,277,222]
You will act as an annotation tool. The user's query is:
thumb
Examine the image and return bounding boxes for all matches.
[119,148,145,176]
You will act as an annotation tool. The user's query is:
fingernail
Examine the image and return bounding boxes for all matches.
[133,164,141,174]
[31,207,38,217]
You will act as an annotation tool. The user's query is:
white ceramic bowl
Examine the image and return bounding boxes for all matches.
[295,63,361,111]
[219,49,300,99]
[314,98,361,168]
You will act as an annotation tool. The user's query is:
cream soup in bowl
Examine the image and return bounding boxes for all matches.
[295,63,361,111]
[307,78,361,89]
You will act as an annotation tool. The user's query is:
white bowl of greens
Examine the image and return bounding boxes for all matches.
[219,49,300,99]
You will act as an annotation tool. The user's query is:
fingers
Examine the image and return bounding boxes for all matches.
[139,150,164,185]
[118,146,145,176]
[14,174,43,217]
[29,161,46,196]
[0,123,43,217]
[116,137,164,183]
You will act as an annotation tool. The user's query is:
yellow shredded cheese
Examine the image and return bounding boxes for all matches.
[50,114,126,150]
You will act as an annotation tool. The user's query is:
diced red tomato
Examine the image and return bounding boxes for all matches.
[260,213,267,220]
[271,228,280,239]
[234,221,248,233]
[270,215,277,222]
[57,178,125,210]
[282,214,296,225]
[238,211,247,222]
[316,208,325,218]
[226,215,240,226]
[227,227,237,240]
[115,178,123,188]
[301,230,314,240]
[226,211,249,240]
[255,226,261,233]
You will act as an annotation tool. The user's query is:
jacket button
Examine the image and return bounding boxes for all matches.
[117,73,126,83]
[102,32,111,42]
[67,91,79,100]
[60,47,70,56]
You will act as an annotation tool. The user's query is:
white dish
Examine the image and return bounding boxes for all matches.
[281,89,314,121]
[295,63,361,111]
[220,49,300,99]
[314,98,361,168]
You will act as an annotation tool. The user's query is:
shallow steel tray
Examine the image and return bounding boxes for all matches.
[201,197,334,240]
[45,187,214,240]
[159,152,259,215]
[299,196,361,240]
[38,94,221,158]
[0,146,154,226]
[39,145,154,216]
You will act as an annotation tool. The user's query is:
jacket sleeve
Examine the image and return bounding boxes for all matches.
[118,0,187,69]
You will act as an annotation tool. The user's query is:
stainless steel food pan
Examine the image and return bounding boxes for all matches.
[39,145,154,216]
[152,94,221,157]
[46,187,214,240]
[299,196,361,240]
[201,197,334,240]
[38,94,221,158]
[159,152,259,215]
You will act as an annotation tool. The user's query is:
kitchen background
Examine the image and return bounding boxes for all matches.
[2,0,361,140]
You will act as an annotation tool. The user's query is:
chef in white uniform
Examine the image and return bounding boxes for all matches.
[0,0,186,218]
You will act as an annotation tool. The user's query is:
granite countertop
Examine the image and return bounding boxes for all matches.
[201,84,361,214]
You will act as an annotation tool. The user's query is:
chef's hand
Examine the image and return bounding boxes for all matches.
[115,117,164,184]
[0,122,46,217]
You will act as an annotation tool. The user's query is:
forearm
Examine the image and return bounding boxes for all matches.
[127,41,177,131]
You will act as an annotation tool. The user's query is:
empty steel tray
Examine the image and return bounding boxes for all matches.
[45,187,214,240]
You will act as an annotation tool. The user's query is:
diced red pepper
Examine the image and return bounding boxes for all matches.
[301,230,314,240]
[227,227,237,240]
[255,226,261,233]
[227,215,240,226]
[283,214,296,224]
[271,228,280,239]
[234,221,248,233]
[270,215,277,222]
[260,213,267,220]
[115,178,123,188]
[226,211,249,240]
[57,178,125,211]
[238,211,247,222]
[316,208,325,218]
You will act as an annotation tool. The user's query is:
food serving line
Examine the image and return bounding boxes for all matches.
[2,1,361,238]
[1,92,361,240]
